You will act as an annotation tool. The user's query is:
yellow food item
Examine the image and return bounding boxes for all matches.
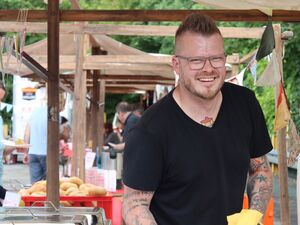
[15,138,24,145]
[59,189,67,196]
[69,176,83,186]
[65,187,79,196]
[68,190,88,196]
[28,182,46,194]
[79,183,107,196]
[60,182,78,191]
[30,191,46,196]
[60,201,72,207]
[19,200,25,207]
[18,188,30,196]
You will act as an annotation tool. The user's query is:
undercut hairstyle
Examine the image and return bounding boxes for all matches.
[175,13,222,53]
[116,101,132,113]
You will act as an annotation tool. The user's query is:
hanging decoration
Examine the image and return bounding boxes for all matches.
[256,50,281,86]
[15,9,28,74]
[274,82,291,131]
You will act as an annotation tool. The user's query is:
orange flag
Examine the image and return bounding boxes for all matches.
[274,82,291,131]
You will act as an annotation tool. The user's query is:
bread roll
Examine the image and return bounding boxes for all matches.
[66,186,79,196]
[60,182,78,191]
[69,176,83,186]
[79,183,107,196]
[30,191,46,196]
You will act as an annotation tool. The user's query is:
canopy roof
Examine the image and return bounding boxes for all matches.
[194,0,300,15]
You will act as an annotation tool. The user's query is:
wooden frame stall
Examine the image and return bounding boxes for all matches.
[0,5,295,225]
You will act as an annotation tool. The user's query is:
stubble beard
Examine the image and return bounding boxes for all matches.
[179,72,224,100]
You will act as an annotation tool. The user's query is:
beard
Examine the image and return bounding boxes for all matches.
[179,71,225,100]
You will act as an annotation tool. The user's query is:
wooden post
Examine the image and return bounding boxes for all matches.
[71,32,87,180]
[231,53,240,76]
[98,80,105,157]
[91,47,100,158]
[274,24,291,225]
[46,0,60,208]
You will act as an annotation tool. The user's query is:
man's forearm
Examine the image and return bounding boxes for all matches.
[122,187,157,225]
[247,155,273,214]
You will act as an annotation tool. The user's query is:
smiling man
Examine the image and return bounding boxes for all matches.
[122,13,273,225]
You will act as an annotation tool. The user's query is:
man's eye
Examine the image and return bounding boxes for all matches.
[189,58,204,64]
[211,57,223,62]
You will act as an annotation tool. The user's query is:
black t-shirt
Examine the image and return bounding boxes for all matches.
[123,83,273,225]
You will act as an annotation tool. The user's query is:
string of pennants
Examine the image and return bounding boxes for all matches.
[0,9,28,84]
[225,20,299,165]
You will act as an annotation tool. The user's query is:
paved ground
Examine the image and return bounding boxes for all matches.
[2,163,298,224]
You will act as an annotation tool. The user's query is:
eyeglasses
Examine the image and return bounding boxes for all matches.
[175,54,226,70]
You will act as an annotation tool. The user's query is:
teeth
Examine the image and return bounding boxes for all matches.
[199,77,215,82]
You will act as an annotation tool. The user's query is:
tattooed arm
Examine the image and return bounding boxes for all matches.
[122,184,157,225]
[247,155,273,214]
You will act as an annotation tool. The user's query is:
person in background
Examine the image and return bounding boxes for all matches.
[23,100,47,184]
[122,13,273,225]
[108,101,139,152]
[132,104,144,117]
[0,81,15,186]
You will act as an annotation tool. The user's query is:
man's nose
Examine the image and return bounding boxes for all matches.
[201,59,214,72]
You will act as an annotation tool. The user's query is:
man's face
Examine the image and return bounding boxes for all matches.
[0,88,5,102]
[117,111,126,124]
[172,31,226,100]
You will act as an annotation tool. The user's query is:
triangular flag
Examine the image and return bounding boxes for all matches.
[225,67,246,86]
[5,104,13,113]
[274,82,291,131]
[256,21,275,61]
[256,50,281,86]
[0,102,6,111]
[248,54,257,82]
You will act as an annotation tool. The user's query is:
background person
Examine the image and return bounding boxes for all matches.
[23,103,47,184]
[0,81,16,186]
[108,101,139,152]
[122,13,273,225]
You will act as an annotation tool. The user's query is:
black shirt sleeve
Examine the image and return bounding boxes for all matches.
[248,91,273,158]
[123,126,163,191]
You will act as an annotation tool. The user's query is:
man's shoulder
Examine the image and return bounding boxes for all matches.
[222,82,254,99]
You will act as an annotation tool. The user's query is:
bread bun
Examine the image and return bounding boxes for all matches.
[60,182,78,191]
[28,183,46,194]
[69,176,83,186]
[60,201,72,207]
[66,187,79,196]
[30,191,46,196]
[18,188,29,196]
[79,183,107,196]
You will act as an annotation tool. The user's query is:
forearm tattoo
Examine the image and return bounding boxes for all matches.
[247,155,273,214]
[122,186,157,225]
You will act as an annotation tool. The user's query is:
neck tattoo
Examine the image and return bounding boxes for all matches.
[200,116,214,127]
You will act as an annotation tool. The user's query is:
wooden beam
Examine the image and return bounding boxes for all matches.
[0,10,300,22]
[0,22,266,39]
[274,24,291,225]
[46,0,60,208]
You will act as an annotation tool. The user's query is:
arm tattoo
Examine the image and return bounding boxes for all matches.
[122,185,158,225]
[247,155,273,214]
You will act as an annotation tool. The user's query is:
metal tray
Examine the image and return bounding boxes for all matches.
[0,214,88,224]
[0,204,111,225]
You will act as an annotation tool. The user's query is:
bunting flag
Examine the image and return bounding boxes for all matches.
[256,20,275,61]
[0,102,13,112]
[274,82,291,131]
[287,119,300,166]
[225,68,246,86]
[247,54,257,83]
[256,50,281,86]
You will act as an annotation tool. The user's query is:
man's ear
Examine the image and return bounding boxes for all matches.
[172,56,180,76]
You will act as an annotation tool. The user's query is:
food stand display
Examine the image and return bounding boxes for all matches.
[0,205,111,225]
